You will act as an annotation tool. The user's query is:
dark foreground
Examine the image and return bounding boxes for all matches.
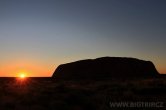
[0,77,166,110]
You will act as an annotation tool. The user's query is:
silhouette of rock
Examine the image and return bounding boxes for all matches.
[52,57,159,79]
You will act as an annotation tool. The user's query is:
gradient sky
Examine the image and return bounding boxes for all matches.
[0,0,166,77]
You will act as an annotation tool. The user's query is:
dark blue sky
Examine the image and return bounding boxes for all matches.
[0,0,166,76]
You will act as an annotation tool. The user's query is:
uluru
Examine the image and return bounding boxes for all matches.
[52,57,159,80]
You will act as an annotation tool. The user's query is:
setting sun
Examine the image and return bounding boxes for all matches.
[20,74,25,78]
[18,73,27,79]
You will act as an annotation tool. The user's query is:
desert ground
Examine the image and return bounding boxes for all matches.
[0,77,166,110]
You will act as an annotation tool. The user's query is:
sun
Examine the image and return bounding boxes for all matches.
[16,72,28,84]
[20,73,25,78]
[18,72,27,79]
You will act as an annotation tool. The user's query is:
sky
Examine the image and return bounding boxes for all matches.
[0,0,166,77]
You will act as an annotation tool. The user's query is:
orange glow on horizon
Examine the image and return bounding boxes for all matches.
[0,58,55,77]
[0,57,165,77]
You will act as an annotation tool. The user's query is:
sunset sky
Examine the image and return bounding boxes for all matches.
[0,0,166,77]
